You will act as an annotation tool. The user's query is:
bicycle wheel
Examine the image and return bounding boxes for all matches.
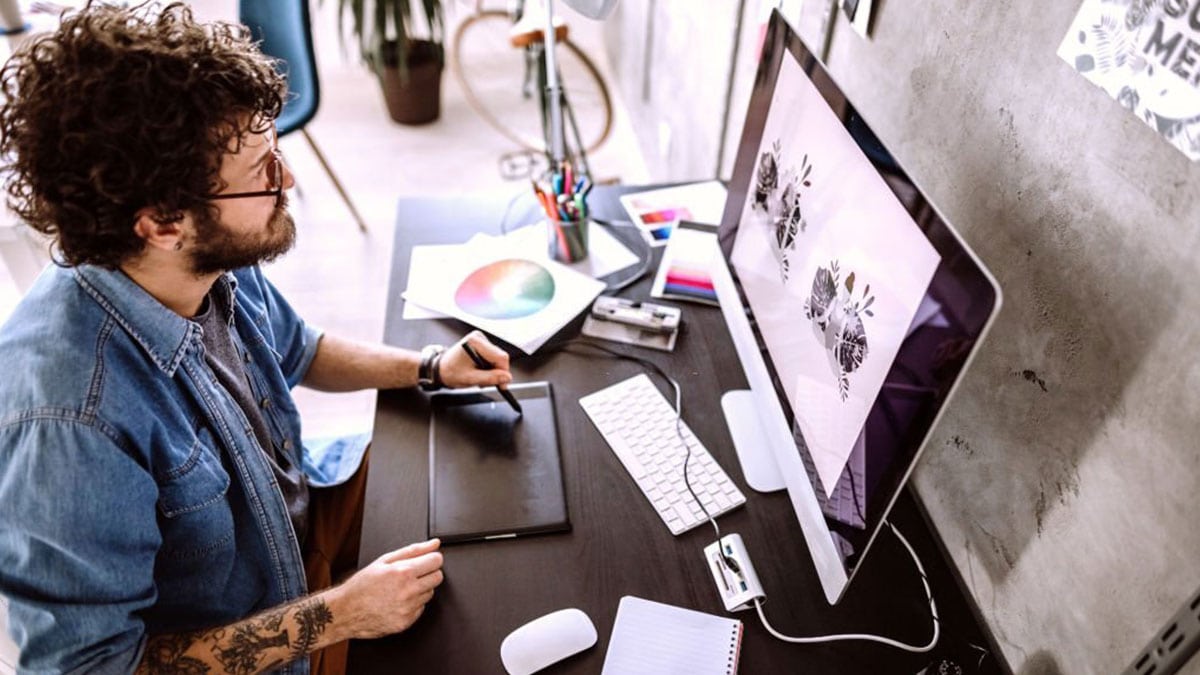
[452,11,613,156]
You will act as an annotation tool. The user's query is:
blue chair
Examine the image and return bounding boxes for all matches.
[240,0,368,232]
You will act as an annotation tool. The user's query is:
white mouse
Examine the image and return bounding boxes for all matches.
[500,607,598,675]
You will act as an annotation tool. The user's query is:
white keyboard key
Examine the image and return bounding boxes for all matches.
[579,374,747,535]
[605,436,646,481]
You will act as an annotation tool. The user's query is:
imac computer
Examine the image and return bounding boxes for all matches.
[712,10,1002,604]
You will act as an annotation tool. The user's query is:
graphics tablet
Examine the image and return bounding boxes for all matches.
[428,382,570,543]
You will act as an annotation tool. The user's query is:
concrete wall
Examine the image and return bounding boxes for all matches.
[606,1,1200,673]
[602,0,742,181]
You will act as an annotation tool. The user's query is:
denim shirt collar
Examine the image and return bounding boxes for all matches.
[72,265,238,377]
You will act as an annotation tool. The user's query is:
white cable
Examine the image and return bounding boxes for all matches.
[752,522,940,653]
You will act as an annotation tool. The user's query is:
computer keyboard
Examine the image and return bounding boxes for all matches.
[579,374,746,535]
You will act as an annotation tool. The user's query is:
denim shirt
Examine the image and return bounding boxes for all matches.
[0,264,367,674]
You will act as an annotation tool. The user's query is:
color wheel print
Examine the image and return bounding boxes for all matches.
[454,259,556,319]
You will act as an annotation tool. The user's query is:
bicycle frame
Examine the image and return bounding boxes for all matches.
[508,0,594,176]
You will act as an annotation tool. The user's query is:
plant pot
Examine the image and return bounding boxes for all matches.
[378,39,444,125]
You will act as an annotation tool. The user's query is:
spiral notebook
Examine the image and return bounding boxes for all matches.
[601,596,743,674]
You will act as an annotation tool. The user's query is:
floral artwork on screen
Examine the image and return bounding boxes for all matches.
[730,54,941,499]
[751,139,813,283]
[803,260,875,402]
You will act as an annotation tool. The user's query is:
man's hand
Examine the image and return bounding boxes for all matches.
[437,331,514,389]
[332,539,445,639]
[136,541,444,673]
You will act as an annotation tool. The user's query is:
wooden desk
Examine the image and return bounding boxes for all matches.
[349,186,1004,674]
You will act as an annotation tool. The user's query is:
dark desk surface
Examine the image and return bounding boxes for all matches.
[349,186,1005,674]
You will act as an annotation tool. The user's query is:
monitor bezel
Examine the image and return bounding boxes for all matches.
[715,9,1002,603]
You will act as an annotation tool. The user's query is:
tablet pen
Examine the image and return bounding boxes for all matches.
[460,342,523,414]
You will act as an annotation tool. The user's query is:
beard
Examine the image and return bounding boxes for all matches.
[188,199,297,276]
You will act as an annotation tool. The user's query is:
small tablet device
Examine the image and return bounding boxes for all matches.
[428,382,570,543]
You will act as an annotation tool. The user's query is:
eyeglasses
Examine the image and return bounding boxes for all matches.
[206,147,285,208]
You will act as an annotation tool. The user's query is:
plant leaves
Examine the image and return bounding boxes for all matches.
[333,0,445,74]
[391,0,408,77]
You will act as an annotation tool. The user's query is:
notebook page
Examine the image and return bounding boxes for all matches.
[601,596,742,675]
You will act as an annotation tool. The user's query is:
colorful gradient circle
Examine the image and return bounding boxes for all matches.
[454,259,555,319]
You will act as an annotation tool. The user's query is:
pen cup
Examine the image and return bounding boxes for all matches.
[547,216,589,263]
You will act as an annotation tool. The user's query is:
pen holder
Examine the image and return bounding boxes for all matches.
[548,216,589,263]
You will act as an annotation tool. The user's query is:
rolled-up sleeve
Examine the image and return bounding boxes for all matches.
[0,418,160,674]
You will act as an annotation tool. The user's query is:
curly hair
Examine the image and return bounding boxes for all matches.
[0,1,286,268]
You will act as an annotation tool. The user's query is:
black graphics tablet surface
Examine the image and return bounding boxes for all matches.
[428,381,569,543]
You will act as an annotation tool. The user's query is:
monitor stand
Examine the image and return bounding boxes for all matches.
[721,390,786,493]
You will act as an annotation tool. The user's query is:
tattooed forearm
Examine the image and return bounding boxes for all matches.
[141,633,211,674]
[290,598,334,660]
[137,593,339,674]
[212,609,289,675]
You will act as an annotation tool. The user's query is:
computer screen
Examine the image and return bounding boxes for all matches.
[713,9,1001,603]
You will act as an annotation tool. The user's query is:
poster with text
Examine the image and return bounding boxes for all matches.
[1058,0,1200,162]
[730,54,940,499]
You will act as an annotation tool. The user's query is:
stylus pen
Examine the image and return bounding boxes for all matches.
[460,343,523,414]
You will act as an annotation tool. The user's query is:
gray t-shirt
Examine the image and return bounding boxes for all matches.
[195,289,309,546]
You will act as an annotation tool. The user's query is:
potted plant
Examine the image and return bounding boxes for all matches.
[331,0,446,125]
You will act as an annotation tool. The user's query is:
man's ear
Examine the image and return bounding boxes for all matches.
[133,207,187,252]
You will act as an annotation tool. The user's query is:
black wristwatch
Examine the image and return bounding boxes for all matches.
[418,344,446,391]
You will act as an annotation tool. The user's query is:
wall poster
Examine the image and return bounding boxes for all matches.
[1059,0,1200,162]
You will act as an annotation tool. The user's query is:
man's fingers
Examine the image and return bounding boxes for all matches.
[418,569,445,592]
[474,338,511,372]
[388,550,444,579]
[487,371,513,387]
[414,589,435,607]
[407,603,426,624]
[381,538,440,564]
[464,333,511,373]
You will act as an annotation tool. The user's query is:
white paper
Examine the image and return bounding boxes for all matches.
[618,180,728,246]
[402,246,604,354]
[730,53,940,498]
[495,222,639,279]
[402,244,459,319]
[402,225,636,321]
[600,596,741,675]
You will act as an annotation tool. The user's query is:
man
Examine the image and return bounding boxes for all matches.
[0,3,512,673]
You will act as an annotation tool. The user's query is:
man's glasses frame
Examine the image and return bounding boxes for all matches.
[206,145,284,209]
